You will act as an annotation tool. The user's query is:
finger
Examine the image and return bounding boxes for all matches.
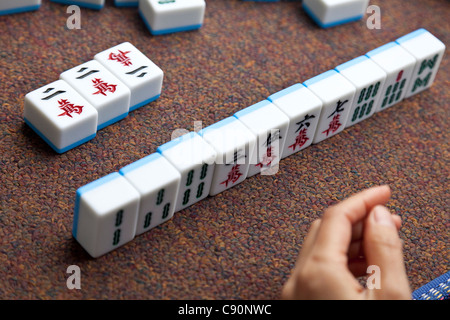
[314,185,392,258]
[348,215,401,260]
[351,214,400,242]
[363,205,411,299]
[296,219,322,263]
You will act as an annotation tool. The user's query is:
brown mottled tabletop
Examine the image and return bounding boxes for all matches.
[0,0,448,299]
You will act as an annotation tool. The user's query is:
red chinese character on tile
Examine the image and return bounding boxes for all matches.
[92,78,117,96]
[256,146,276,168]
[109,50,132,67]
[322,114,342,136]
[220,164,243,187]
[57,99,83,118]
[289,127,309,151]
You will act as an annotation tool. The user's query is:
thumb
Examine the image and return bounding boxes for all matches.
[363,205,411,299]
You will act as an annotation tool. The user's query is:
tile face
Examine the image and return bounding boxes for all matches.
[50,0,105,10]
[268,83,322,159]
[234,100,290,177]
[302,0,369,28]
[199,117,256,196]
[139,0,206,35]
[396,29,446,98]
[94,42,164,111]
[119,153,181,235]
[366,42,416,112]
[24,80,98,153]
[335,56,387,128]
[0,0,41,16]
[73,172,140,258]
[303,70,356,144]
[157,132,216,212]
[60,60,131,130]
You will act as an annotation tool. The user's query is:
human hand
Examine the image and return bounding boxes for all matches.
[282,185,411,300]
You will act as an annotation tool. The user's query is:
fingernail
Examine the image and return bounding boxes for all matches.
[374,206,396,228]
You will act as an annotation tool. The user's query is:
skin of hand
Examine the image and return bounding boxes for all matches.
[281,185,411,300]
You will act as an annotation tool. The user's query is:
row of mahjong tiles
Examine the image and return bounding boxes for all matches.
[24,42,164,154]
[73,28,445,258]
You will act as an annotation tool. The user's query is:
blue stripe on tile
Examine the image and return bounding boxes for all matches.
[51,0,104,10]
[366,42,398,57]
[303,70,337,87]
[119,153,162,175]
[268,83,305,102]
[0,4,41,16]
[139,10,202,35]
[97,112,128,130]
[234,100,272,118]
[157,132,198,153]
[198,117,239,136]
[336,56,369,72]
[24,118,96,154]
[396,28,428,44]
[73,172,122,239]
[302,2,363,28]
[129,94,160,112]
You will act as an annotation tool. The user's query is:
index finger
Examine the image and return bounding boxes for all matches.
[313,185,392,258]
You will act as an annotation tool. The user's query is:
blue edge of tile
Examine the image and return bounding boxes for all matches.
[0,5,41,16]
[139,10,202,35]
[25,94,159,154]
[73,172,123,239]
[114,1,138,7]
[50,0,104,10]
[24,118,97,154]
[130,94,160,112]
[119,153,161,175]
[96,112,128,131]
[302,3,363,28]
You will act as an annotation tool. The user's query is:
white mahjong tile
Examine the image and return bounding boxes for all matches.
[24,79,98,153]
[335,55,387,127]
[234,100,290,177]
[139,0,206,35]
[60,60,130,130]
[303,70,356,143]
[157,132,216,211]
[268,83,322,158]
[95,42,163,111]
[119,153,181,235]
[73,172,140,258]
[199,117,256,195]
[366,42,416,112]
[396,28,446,98]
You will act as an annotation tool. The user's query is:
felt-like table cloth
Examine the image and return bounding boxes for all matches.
[0,0,448,299]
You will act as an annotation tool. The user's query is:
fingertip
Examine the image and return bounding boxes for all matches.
[392,214,402,230]
[376,184,392,198]
[372,205,396,229]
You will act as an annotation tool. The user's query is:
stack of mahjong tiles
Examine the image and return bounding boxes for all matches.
[24,42,164,154]
[73,28,445,258]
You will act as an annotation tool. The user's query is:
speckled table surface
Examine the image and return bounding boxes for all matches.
[0,0,448,299]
